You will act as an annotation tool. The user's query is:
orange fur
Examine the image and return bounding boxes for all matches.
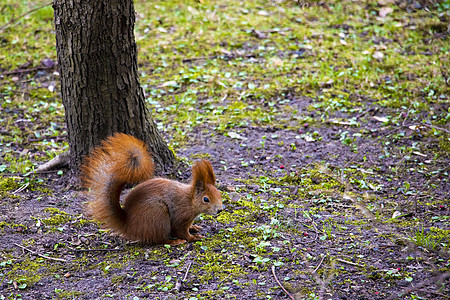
[81,133,223,245]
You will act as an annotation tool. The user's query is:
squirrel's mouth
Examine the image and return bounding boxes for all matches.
[205,205,224,215]
[214,205,224,214]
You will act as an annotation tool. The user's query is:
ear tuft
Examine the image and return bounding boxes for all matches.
[191,160,216,193]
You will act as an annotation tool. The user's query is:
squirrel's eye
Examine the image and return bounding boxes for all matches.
[203,197,210,203]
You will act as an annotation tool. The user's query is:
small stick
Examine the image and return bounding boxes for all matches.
[14,243,67,262]
[0,3,52,33]
[417,289,450,299]
[218,274,232,285]
[182,261,193,282]
[401,109,410,126]
[386,272,450,300]
[182,53,256,63]
[2,65,54,76]
[73,248,122,253]
[421,123,450,134]
[271,265,295,300]
[313,254,326,274]
[335,258,364,268]
[176,261,193,292]
[311,221,320,242]
[12,182,29,194]
[355,107,373,120]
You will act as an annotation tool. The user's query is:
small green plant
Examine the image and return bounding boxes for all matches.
[409,227,443,251]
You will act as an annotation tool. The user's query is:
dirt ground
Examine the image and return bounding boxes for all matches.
[1,0,449,299]
[1,92,449,299]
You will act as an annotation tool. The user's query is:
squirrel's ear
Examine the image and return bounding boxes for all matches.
[202,160,215,185]
[192,160,215,194]
[194,178,205,195]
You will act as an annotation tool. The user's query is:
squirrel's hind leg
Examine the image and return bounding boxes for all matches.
[124,200,173,245]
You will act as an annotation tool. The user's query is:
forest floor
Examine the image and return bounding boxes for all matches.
[0,0,449,299]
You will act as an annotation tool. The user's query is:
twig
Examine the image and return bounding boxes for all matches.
[311,221,320,242]
[355,106,374,120]
[313,254,326,274]
[0,2,52,33]
[403,123,450,134]
[417,288,450,299]
[386,272,450,300]
[441,66,449,87]
[182,55,218,62]
[335,258,364,268]
[401,109,411,126]
[182,261,192,282]
[421,123,450,134]
[12,182,29,194]
[182,53,256,63]
[2,65,54,76]
[176,261,193,292]
[411,165,450,212]
[72,248,122,253]
[218,274,232,285]
[271,265,295,300]
[14,243,67,262]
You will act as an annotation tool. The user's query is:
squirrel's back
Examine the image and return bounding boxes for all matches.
[81,133,154,232]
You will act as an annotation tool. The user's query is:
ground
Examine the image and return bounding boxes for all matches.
[0,0,449,299]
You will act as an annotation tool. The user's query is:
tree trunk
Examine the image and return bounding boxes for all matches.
[53,0,174,174]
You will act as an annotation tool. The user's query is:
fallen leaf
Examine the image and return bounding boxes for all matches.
[304,135,315,142]
[378,0,395,5]
[372,116,389,122]
[228,131,247,140]
[158,80,177,88]
[270,57,284,66]
[392,211,402,219]
[379,7,394,17]
[372,51,384,60]
[412,151,427,157]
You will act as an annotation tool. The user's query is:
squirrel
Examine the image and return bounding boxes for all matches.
[81,133,223,245]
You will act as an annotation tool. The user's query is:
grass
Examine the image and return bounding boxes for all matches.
[0,0,449,299]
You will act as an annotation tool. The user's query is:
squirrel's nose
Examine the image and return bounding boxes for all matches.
[218,204,225,213]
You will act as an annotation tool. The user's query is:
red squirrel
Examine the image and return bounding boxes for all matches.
[81,133,223,245]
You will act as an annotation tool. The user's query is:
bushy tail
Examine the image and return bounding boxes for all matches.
[81,133,154,233]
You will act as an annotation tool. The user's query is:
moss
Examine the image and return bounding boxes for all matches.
[111,274,126,285]
[8,257,59,288]
[0,0,449,297]
[438,134,450,153]
[190,153,212,160]
[0,221,28,233]
[0,177,21,199]
[55,289,84,299]
[42,207,72,226]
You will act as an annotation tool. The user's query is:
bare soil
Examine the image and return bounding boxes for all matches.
[1,93,449,299]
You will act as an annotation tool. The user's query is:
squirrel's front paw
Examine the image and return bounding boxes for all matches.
[188,234,205,242]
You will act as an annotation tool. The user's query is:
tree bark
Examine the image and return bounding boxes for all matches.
[53,0,174,174]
